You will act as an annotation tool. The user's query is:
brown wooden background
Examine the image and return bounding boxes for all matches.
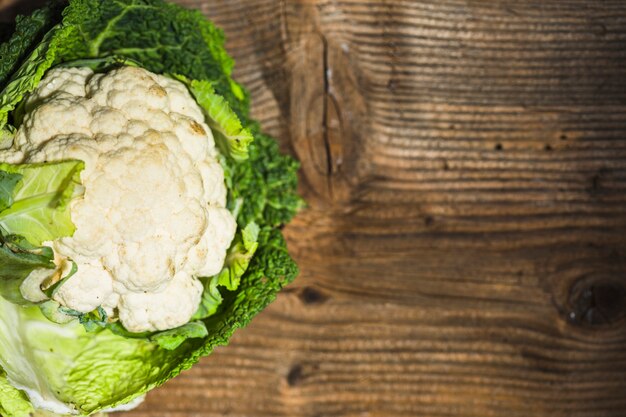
[3,0,626,416]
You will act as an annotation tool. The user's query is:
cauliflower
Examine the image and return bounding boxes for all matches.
[4,66,237,332]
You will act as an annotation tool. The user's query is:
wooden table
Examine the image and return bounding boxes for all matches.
[3,1,626,416]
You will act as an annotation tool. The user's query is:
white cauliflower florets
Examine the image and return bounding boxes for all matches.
[5,66,237,332]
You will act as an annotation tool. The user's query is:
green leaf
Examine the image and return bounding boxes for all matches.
[58,0,249,118]
[180,77,253,161]
[0,170,22,212]
[39,300,75,325]
[216,222,259,291]
[74,307,109,332]
[0,0,249,122]
[0,161,82,306]
[0,296,76,414]
[0,2,64,90]
[43,303,111,333]
[61,327,174,414]
[0,368,33,417]
[179,227,299,362]
[150,321,208,351]
[0,21,74,135]
[192,275,222,321]
[0,161,84,246]
[226,128,304,228]
[0,231,54,304]
[0,297,179,415]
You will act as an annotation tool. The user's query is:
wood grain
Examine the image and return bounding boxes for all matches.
[137,1,626,416]
[3,1,626,416]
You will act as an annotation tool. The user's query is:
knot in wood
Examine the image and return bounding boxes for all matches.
[567,275,626,327]
[298,286,328,305]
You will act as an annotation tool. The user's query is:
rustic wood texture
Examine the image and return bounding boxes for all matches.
[3,1,626,416]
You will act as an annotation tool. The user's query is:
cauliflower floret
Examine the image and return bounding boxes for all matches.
[118,272,203,332]
[156,74,205,123]
[24,66,92,110]
[199,160,228,206]
[52,263,114,313]
[187,207,238,277]
[170,113,212,161]
[14,98,93,150]
[90,107,127,136]
[15,66,237,332]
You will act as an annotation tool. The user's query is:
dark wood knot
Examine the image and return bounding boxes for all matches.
[567,275,626,327]
[286,364,304,387]
[299,286,329,305]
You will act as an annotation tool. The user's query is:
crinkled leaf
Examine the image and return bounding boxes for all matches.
[0,0,248,136]
[0,22,74,135]
[0,2,64,89]
[0,227,298,415]
[58,0,248,117]
[105,322,152,340]
[216,222,259,291]
[181,77,253,161]
[192,275,222,321]
[0,297,181,415]
[226,128,304,228]
[0,369,33,417]
[0,296,77,414]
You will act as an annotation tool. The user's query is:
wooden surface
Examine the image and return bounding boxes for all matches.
[3,1,626,416]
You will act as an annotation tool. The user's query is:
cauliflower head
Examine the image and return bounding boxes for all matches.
[2,66,237,332]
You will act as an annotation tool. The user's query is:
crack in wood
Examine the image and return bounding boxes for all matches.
[320,32,334,199]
